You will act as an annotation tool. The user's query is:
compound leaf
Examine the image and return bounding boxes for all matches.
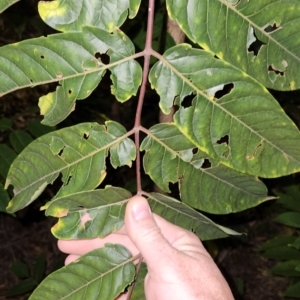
[149,45,300,178]
[29,244,135,300]
[167,0,300,90]
[141,123,271,214]
[0,27,142,126]
[43,187,131,239]
[43,185,236,240]
[38,0,141,33]
[5,121,136,213]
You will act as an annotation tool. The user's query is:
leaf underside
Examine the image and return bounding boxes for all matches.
[29,244,135,300]
[167,0,300,90]
[141,123,271,214]
[44,187,132,239]
[38,0,142,33]
[5,121,136,213]
[0,27,142,126]
[149,45,300,178]
[44,186,238,241]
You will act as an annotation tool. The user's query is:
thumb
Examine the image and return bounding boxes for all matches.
[125,196,173,268]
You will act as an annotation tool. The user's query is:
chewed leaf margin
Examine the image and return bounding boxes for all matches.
[38,0,142,33]
[149,44,300,178]
[5,121,136,213]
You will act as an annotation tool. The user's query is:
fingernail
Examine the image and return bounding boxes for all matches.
[132,200,151,221]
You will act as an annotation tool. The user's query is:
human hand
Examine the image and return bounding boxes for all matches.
[58,195,234,300]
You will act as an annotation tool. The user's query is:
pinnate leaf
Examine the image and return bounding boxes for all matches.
[149,44,300,178]
[43,185,237,240]
[38,0,141,33]
[0,27,142,125]
[167,0,300,90]
[28,244,135,300]
[5,121,135,213]
[141,123,271,214]
[43,187,131,239]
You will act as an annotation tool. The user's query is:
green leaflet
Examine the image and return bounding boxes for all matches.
[9,130,33,153]
[149,44,300,178]
[167,0,300,90]
[0,0,19,13]
[29,244,135,300]
[44,187,132,239]
[0,27,142,126]
[130,263,147,300]
[147,192,240,238]
[5,121,136,213]
[43,186,237,240]
[271,260,300,277]
[141,123,271,214]
[275,212,300,229]
[0,144,16,178]
[38,0,141,33]
[284,281,300,298]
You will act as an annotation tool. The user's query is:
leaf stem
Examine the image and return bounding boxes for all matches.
[134,0,156,194]
[126,254,143,300]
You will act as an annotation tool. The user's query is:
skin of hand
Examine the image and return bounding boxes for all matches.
[58,195,234,300]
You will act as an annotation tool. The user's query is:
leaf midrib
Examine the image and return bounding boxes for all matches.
[219,0,300,63]
[151,49,300,165]
[8,129,134,196]
[141,126,263,197]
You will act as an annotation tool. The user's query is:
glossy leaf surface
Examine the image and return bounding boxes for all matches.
[38,0,141,33]
[150,45,300,178]
[6,121,136,213]
[167,0,300,90]
[0,27,142,125]
[29,244,135,300]
[141,123,271,214]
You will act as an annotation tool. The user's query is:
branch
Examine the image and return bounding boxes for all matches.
[134,0,156,194]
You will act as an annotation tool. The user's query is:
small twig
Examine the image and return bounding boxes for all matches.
[126,254,143,300]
